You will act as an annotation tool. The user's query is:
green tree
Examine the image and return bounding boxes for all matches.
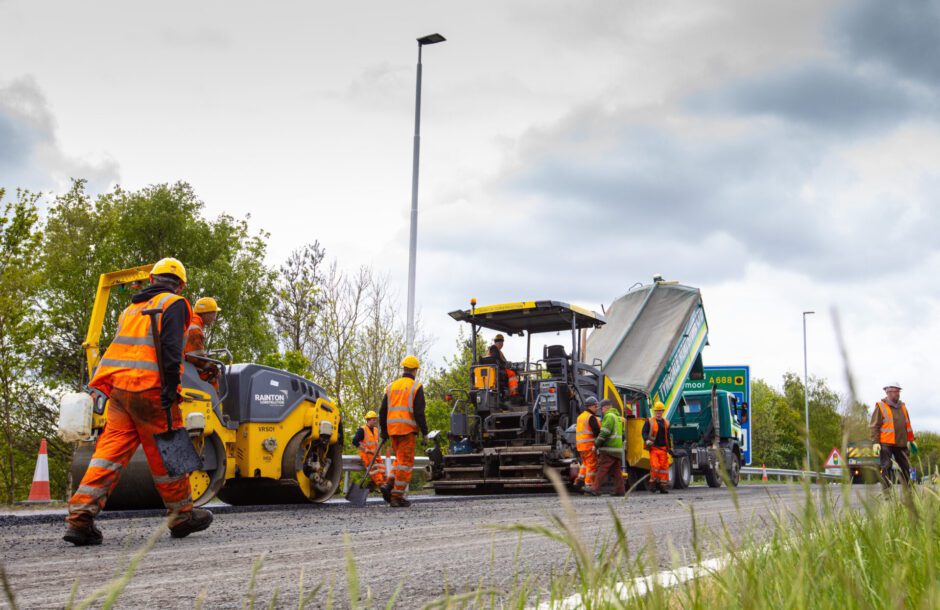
[750,378,804,468]
[0,189,65,502]
[39,180,277,390]
[783,372,843,469]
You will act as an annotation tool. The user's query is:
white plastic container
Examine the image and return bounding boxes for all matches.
[58,392,94,441]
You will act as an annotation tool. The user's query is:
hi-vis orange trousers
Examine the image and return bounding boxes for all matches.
[66,388,193,527]
[358,451,387,487]
[389,433,417,499]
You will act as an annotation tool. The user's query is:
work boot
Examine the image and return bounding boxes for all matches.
[658,482,669,494]
[380,481,394,504]
[169,508,213,539]
[389,495,412,508]
[63,522,103,546]
[583,487,599,497]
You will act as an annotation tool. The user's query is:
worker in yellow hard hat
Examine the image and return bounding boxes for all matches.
[184,297,222,391]
[66,257,213,545]
[352,410,386,489]
[379,355,428,507]
[642,401,672,494]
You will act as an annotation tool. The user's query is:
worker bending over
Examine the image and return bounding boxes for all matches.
[643,401,671,494]
[592,399,626,496]
[184,297,221,390]
[575,396,601,494]
[871,382,919,489]
[379,355,428,508]
[65,258,212,545]
[352,410,386,489]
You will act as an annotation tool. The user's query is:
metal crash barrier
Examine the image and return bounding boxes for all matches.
[342,454,430,491]
[741,466,842,481]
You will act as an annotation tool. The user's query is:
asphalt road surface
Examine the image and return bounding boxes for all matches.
[0,485,843,608]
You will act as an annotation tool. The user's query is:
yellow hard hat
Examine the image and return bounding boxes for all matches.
[152,257,187,284]
[653,400,666,412]
[365,410,378,420]
[494,334,505,342]
[194,297,221,314]
[401,355,420,369]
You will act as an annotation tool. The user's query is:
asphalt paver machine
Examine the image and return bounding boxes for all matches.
[428,300,606,493]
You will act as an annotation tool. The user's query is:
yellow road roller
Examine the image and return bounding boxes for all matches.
[61,264,344,508]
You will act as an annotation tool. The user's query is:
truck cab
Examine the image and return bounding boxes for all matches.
[669,389,745,488]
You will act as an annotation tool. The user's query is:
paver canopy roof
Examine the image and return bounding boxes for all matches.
[448,300,605,335]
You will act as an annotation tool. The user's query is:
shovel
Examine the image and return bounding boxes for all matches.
[144,307,203,478]
[345,439,386,507]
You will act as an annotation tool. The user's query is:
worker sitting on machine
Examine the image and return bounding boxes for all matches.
[488,334,519,399]
[185,297,221,390]
[352,410,386,489]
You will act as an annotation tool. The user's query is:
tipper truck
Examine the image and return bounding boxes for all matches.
[584,279,744,489]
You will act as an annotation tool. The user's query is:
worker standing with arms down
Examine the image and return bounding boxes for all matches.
[643,401,671,494]
[592,399,626,496]
[575,396,601,495]
[184,297,221,390]
[64,258,212,545]
[871,382,919,489]
[379,355,428,508]
[352,410,386,489]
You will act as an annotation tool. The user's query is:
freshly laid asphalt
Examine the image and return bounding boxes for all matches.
[0,484,867,608]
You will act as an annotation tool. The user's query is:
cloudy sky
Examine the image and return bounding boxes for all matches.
[2,0,938,431]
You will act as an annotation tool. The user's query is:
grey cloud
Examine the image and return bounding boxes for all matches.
[834,0,940,88]
[688,62,920,133]
[0,77,119,193]
[423,99,940,286]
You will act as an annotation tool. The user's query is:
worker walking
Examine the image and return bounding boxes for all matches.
[871,382,919,489]
[643,401,671,494]
[379,355,428,508]
[592,399,626,496]
[184,297,221,390]
[352,410,386,489]
[65,258,212,545]
[575,396,601,494]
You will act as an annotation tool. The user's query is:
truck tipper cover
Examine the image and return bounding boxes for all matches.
[585,283,708,414]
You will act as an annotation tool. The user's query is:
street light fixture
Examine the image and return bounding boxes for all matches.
[405,32,446,356]
[803,310,815,469]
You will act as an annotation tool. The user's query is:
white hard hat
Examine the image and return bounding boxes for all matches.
[883,382,902,390]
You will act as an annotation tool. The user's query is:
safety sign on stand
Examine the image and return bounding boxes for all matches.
[824,448,842,470]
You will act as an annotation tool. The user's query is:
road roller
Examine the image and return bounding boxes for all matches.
[60,264,344,509]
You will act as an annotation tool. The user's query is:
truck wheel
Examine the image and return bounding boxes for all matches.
[704,464,723,488]
[727,455,741,487]
[673,455,692,489]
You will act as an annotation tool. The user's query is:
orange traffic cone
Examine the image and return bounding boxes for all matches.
[26,438,51,502]
[761,463,768,482]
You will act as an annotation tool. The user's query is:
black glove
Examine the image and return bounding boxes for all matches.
[668,449,676,458]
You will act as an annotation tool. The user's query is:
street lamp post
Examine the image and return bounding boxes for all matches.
[405,33,446,356]
[803,310,815,469]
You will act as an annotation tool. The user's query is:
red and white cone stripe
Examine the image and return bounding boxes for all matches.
[27,438,51,502]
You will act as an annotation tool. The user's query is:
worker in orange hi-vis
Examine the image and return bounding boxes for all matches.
[352,410,386,489]
[642,401,672,494]
[871,382,918,489]
[575,396,602,495]
[379,355,428,508]
[65,258,213,546]
[488,334,519,397]
[184,297,221,391]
